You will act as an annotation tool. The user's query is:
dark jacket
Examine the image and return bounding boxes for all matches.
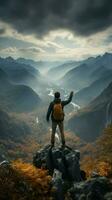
[46,92,73,122]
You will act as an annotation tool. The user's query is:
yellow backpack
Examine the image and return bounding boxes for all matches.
[53,103,64,121]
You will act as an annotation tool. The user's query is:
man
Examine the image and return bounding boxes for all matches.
[46,91,74,147]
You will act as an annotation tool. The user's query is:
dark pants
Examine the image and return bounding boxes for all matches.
[51,121,65,145]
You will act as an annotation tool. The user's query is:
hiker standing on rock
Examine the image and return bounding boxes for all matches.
[46,91,74,147]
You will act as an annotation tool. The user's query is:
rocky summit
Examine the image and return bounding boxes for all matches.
[33,145,112,200]
[33,145,82,182]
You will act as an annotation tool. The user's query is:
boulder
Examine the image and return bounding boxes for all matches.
[104,192,112,200]
[68,177,112,200]
[33,145,82,182]
[0,160,10,167]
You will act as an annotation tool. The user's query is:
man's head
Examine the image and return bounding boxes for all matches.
[54,91,60,99]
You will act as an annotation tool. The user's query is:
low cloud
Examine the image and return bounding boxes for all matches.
[19,47,45,53]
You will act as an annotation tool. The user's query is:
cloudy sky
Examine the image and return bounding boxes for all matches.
[0,0,112,61]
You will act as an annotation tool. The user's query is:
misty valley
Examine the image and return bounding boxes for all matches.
[0,53,112,199]
[0,53,112,158]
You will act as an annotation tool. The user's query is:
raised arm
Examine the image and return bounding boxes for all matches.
[62,91,74,106]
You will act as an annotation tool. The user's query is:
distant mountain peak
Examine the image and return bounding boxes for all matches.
[6,56,14,62]
[104,52,112,57]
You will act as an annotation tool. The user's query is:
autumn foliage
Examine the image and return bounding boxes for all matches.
[0,160,53,200]
[81,125,112,178]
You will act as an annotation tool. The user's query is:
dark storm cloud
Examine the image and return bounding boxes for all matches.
[0,0,112,37]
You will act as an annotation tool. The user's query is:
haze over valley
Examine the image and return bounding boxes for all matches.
[0,53,112,162]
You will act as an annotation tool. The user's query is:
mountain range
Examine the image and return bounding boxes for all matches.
[74,67,112,106]
[61,53,112,93]
[0,58,41,112]
[17,57,62,73]
[68,81,112,141]
[0,57,41,86]
[47,60,81,80]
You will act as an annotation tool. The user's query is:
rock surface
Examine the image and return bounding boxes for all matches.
[33,145,82,182]
[67,177,112,200]
[33,145,83,200]
[33,145,112,200]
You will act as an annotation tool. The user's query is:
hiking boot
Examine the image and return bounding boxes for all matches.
[61,144,65,149]
[65,145,72,150]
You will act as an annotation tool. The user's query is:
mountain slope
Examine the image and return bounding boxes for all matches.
[0,57,40,76]
[47,60,81,80]
[0,57,41,88]
[60,63,92,90]
[0,57,51,93]
[6,85,41,112]
[0,160,52,200]
[68,82,112,141]
[0,83,41,112]
[0,68,41,112]
[0,107,43,161]
[0,68,14,96]
[75,69,112,106]
[61,53,112,91]
[17,57,62,73]
[0,109,31,139]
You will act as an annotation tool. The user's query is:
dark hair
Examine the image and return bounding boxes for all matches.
[54,92,60,98]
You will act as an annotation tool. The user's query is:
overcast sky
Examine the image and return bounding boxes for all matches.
[0,0,112,61]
